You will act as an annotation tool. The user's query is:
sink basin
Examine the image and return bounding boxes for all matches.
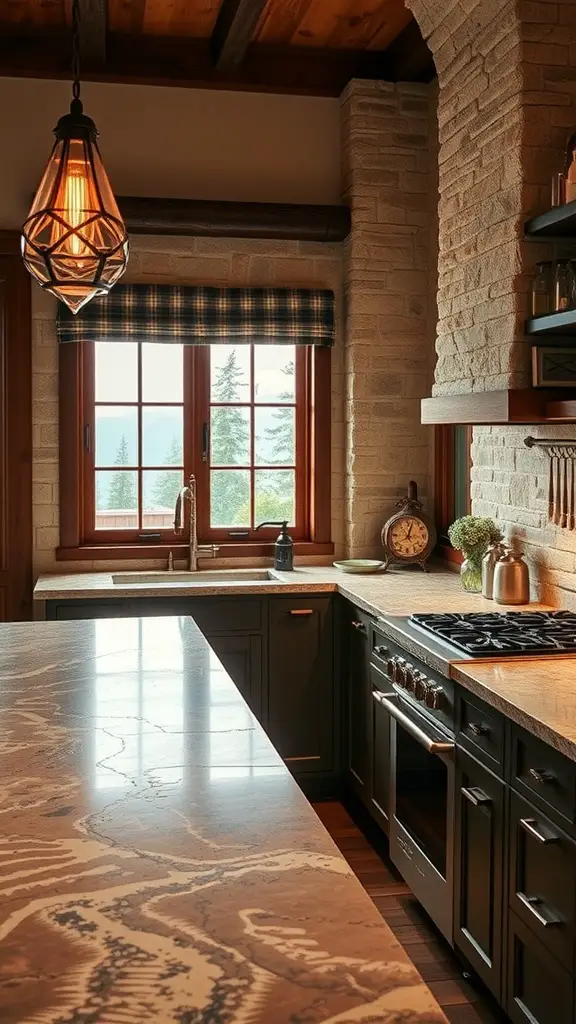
[111,569,282,586]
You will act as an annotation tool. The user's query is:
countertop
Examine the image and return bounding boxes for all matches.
[34,563,543,618]
[452,659,576,762]
[0,616,446,1024]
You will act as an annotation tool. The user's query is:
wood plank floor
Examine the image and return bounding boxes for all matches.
[313,800,508,1024]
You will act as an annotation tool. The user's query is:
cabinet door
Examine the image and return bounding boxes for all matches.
[268,597,334,775]
[344,605,373,804]
[369,663,390,833]
[209,634,263,719]
[454,747,505,1000]
[506,910,573,1024]
[509,792,575,971]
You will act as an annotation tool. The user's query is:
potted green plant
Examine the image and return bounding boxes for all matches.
[448,516,503,593]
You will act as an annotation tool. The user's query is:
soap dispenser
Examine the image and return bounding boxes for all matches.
[256,520,294,571]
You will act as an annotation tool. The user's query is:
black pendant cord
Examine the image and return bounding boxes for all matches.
[71,0,82,108]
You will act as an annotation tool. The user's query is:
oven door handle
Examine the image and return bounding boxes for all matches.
[374,692,454,754]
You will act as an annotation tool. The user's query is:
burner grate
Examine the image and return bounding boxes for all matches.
[409,611,576,656]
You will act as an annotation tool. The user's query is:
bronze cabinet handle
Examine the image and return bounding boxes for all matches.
[519,817,559,845]
[374,644,388,656]
[468,722,489,737]
[289,609,314,616]
[516,892,561,928]
[528,768,554,785]
[351,620,366,631]
[461,786,492,807]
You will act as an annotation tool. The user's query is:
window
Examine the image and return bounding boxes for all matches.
[60,341,331,558]
[434,425,472,562]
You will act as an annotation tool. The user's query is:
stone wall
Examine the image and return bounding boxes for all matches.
[406,0,576,605]
[341,80,436,559]
[32,236,345,575]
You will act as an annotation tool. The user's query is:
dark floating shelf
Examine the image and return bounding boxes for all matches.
[525,200,576,239]
[526,309,576,336]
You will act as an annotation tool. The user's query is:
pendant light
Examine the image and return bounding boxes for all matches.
[21,0,128,314]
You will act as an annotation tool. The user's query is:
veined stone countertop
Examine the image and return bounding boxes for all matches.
[451,658,576,762]
[0,617,446,1024]
[34,563,544,618]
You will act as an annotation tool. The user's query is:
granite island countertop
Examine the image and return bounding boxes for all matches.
[0,616,447,1024]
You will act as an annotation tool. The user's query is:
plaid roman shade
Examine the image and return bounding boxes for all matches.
[56,283,335,347]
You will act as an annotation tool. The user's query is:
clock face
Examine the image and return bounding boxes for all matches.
[388,516,429,559]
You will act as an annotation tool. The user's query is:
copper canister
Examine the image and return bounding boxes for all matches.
[493,551,530,605]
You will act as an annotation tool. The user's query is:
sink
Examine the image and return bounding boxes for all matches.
[111,569,282,586]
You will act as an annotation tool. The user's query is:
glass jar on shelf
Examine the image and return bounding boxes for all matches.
[553,259,576,312]
[530,261,552,317]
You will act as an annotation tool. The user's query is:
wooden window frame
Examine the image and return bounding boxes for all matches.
[57,342,333,561]
[434,424,472,565]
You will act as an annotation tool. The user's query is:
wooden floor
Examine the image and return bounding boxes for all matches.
[314,800,507,1024]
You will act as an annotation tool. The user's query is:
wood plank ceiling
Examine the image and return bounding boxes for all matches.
[0,0,434,95]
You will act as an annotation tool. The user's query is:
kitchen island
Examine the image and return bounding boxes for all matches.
[0,616,446,1024]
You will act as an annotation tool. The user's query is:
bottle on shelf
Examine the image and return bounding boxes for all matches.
[553,259,576,312]
[530,261,552,317]
[565,132,576,203]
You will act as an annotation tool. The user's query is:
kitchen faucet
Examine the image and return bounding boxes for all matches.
[173,475,219,571]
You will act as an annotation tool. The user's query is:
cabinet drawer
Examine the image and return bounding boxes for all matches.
[511,725,576,827]
[506,910,573,1024]
[509,792,576,970]
[188,598,263,635]
[371,623,391,669]
[456,690,504,773]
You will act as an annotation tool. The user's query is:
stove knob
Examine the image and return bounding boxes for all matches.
[403,664,416,692]
[395,657,406,684]
[410,672,422,700]
[387,657,397,680]
[425,685,444,710]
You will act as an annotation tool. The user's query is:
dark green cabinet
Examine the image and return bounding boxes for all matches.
[343,605,373,805]
[267,597,334,776]
[210,634,263,720]
[507,911,574,1024]
[454,747,505,1000]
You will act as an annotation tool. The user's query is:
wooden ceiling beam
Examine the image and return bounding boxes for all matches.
[0,33,402,96]
[77,0,107,69]
[211,0,269,73]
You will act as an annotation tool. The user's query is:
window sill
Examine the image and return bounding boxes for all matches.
[56,541,335,562]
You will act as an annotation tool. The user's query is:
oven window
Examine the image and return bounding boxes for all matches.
[395,723,448,877]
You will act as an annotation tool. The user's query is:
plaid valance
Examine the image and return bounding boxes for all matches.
[56,284,335,347]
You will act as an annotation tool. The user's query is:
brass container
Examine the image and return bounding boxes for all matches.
[493,551,530,605]
[481,542,507,600]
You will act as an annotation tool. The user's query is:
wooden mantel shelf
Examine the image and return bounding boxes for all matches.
[421,389,576,425]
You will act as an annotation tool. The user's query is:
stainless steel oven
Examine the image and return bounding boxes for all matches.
[371,658,455,944]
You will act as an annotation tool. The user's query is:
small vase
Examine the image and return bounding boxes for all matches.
[460,554,483,593]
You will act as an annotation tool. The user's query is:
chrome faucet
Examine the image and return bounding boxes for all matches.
[174,475,219,571]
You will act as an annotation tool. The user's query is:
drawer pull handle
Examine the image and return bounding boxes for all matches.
[289,609,314,616]
[519,817,559,845]
[528,767,554,785]
[517,892,561,928]
[351,620,366,631]
[374,645,388,656]
[468,722,489,737]
[461,786,492,807]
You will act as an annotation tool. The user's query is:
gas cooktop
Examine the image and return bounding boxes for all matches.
[409,611,576,657]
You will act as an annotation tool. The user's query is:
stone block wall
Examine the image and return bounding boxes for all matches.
[32,236,345,575]
[406,0,576,605]
[341,80,436,559]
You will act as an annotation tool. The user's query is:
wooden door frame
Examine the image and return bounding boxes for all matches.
[0,231,33,619]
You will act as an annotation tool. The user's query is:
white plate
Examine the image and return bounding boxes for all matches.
[333,559,384,574]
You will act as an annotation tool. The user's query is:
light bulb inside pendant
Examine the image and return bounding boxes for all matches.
[21,102,129,314]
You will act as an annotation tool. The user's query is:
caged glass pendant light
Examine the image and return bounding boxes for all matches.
[21,0,128,314]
